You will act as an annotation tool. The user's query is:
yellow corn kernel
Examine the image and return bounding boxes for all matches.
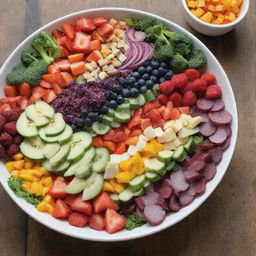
[41,177,53,187]
[42,186,49,197]
[24,160,34,169]
[13,160,25,170]
[11,170,20,179]
[22,181,32,191]
[114,184,125,193]
[119,159,132,172]
[6,161,15,173]
[101,48,111,57]
[192,8,206,17]
[115,171,132,183]
[12,153,23,161]
[30,181,43,196]
[103,182,115,192]
[200,12,213,23]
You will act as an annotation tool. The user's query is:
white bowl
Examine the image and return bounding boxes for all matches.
[181,0,250,36]
[0,7,238,241]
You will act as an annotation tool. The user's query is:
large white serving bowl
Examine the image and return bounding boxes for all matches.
[0,7,238,242]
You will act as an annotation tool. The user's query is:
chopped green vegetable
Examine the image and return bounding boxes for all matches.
[154,44,174,62]
[8,177,42,206]
[188,49,207,70]
[21,48,40,66]
[125,213,146,230]
[170,54,188,73]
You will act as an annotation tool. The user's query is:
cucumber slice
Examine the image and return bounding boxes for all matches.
[137,94,146,106]
[50,143,70,166]
[145,172,160,182]
[143,89,156,102]
[58,125,73,144]
[110,193,120,203]
[107,108,115,117]
[173,163,181,172]
[65,177,89,194]
[67,132,92,161]
[35,101,54,119]
[44,113,66,136]
[166,161,175,171]
[20,137,45,160]
[25,104,50,127]
[129,174,146,191]
[92,147,110,173]
[184,137,197,152]
[75,162,92,178]
[143,180,152,192]
[111,121,121,128]
[64,147,95,177]
[193,135,203,146]
[158,167,167,176]
[102,115,113,126]
[119,188,134,202]
[117,102,130,112]
[82,173,104,200]
[114,111,130,123]
[16,112,37,138]
[92,122,110,135]
[43,143,61,159]
[173,145,186,162]
[152,84,160,96]
[157,150,174,162]
[42,159,70,173]
[129,97,140,110]
[133,188,144,197]
[38,129,59,143]
[144,158,166,173]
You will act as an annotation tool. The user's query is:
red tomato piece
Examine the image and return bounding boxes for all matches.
[104,209,126,234]
[93,191,119,213]
[73,32,91,53]
[89,214,105,231]
[70,194,92,215]
[93,17,108,27]
[97,23,114,37]
[68,212,88,227]
[76,17,96,31]
[61,23,75,40]
[53,199,72,219]
[48,176,69,198]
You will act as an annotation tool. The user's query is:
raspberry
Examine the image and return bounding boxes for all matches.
[170,73,188,89]
[169,92,183,107]
[4,122,17,136]
[185,69,200,81]
[201,73,216,85]
[13,135,23,145]
[159,81,175,95]
[157,94,169,105]
[0,144,5,158]
[2,138,13,146]
[3,109,21,122]
[205,85,222,99]
[0,114,6,130]
[189,79,207,93]
[182,90,197,106]
[0,132,12,143]
[7,144,20,157]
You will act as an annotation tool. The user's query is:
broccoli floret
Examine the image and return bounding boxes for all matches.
[125,213,146,230]
[170,54,188,73]
[154,44,174,61]
[6,70,25,85]
[174,41,193,56]
[12,63,26,72]
[126,18,163,31]
[32,31,61,64]
[21,48,40,66]
[23,59,48,86]
[188,49,207,69]
[145,24,170,44]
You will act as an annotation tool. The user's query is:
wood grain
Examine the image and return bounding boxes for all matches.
[0,0,256,255]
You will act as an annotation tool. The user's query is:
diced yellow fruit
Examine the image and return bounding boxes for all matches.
[109,18,117,25]
[129,152,142,166]
[22,181,32,192]
[208,4,215,12]
[191,8,206,17]
[115,171,132,183]
[30,181,43,196]
[200,12,213,23]
[42,186,49,197]
[41,177,53,187]
[118,21,127,29]
[37,201,54,215]
[34,167,49,176]
[43,195,55,205]
[13,160,25,170]
[101,48,111,57]
[187,0,198,8]
[114,184,126,193]
[11,170,20,179]
[119,159,132,172]
[198,0,205,7]
[6,161,15,173]
[228,12,236,21]
[231,6,239,14]
[24,160,34,169]
[109,179,117,187]
[103,182,115,192]
[12,153,23,161]
[215,4,224,11]
[19,173,40,182]
[134,165,145,175]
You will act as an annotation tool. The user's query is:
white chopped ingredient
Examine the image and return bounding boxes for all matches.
[98,59,107,67]
[117,53,127,62]
[112,58,122,68]
[85,63,94,72]
[98,71,108,80]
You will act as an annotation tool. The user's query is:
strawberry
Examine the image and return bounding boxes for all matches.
[185,69,200,81]
[6,144,19,156]
[159,81,174,94]
[48,176,69,198]
[189,79,207,93]
[70,194,92,215]
[53,199,72,219]
[68,212,88,227]
[4,122,17,135]
[157,94,169,105]
[182,90,197,106]
[104,209,126,234]
[93,192,119,213]
[201,72,216,85]
[205,85,222,99]
[89,214,105,231]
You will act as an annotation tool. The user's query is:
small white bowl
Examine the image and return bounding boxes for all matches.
[181,0,250,36]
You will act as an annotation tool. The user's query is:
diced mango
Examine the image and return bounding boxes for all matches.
[42,186,50,197]
[103,181,115,192]
[11,170,20,178]
[37,201,54,215]
[198,0,206,7]
[115,171,132,183]
[187,0,198,8]
[22,181,32,191]
[30,181,43,196]
[12,153,24,161]
[13,160,25,170]
[191,8,206,17]
[200,12,213,22]
[129,152,142,166]
[6,161,15,173]
[24,160,34,169]
[41,177,53,187]
[43,195,55,205]
[119,159,132,172]
[114,184,125,193]
[19,173,40,182]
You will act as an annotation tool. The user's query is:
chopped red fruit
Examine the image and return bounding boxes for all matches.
[93,17,108,27]
[73,32,91,53]
[48,176,69,198]
[68,212,88,227]
[76,18,96,31]
[115,142,126,154]
[157,94,169,105]
[189,78,207,93]
[104,209,126,234]
[141,118,151,130]
[60,36,74,52]
[205,84,222,99]
[182,90,197,106]
[201,72,216,85]
[185,69,200,81]
[143,101,161,113]
[159,81,174,94]
[128,113,142,130]
[53,199,72,219]
[93,191,119,213]
[89,214,105,231]
[97,23,114,37]
[169,92,183,107]
[55,59,71,72]
[70,194,92,215]
[61,23,75,40]
[171,73,188,89]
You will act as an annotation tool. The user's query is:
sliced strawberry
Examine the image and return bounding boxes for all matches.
[52,29,64,39]
[64,194,77,206]
[70,194,92,215]
[97,23,114,37]
[162,101,174,121]
[60,46,70,57]
[114,142,126,154]
[53,199,72,219]
[142,101,161,113]
[73,32,91,53]
[68,212,88,227]
[157,94,169,105]
[61,23,75,40]
[76,18,96,31]
[93,191,119,213]
[60,36,73,52]
[55,59,71,72]
[128,113,141,130]
[89,214,105,231]
[39,80,52,89]
[141,118,151,131]
[146,109,162,123]
[104,209,126,234]
[93,17,108,27]
[47,176,68,198]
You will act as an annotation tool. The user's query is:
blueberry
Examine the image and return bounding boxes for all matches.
[152,69,160,77]
[151,60,159,68]
[137,66,146,75]
[100,105,108,114]
[150,75,157,83]
[110,92,117,100]
[88,112,96,119]
[133,82,140,88]
[71,124,77,132]
[116,95,125,104]
[81,109,88,117]
[122,88,130,97]
[159,77,166,83]
[165,70,174,80]
[98,114,104,121]
[146,80,154,89]
[119,78,126,85]
[158,67,167,75]
[138,79,145,86]
[130,88,140,97]
[75,118,84,127]
[132,71,140,79]
[146,66,153,74]
[160,62,168,68]
[128,76,136,85]
[84,117,92,126]
[93,106,100,112]
[91,112,99,121]
[104,101,110,107]
[140,86,147,93]
[142,73,150,80]
[113,84,122,93]
[109,100,117,108]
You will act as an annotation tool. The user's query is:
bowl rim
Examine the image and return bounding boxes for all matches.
[181,0,250,28]
[0,7,238,242]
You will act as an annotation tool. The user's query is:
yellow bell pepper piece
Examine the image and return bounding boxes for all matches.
[119,159,132,172]
[12,153,23,161]
[103,182,115,192]
[114,184,126,193]
[115,171,132,183]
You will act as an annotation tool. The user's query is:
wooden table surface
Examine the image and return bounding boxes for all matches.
[0,0,255,255]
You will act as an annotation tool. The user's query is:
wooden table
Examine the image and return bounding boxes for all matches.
[0,0,255,255]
